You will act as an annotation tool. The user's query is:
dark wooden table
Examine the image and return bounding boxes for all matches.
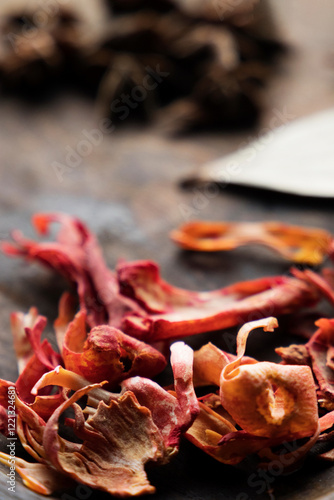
[1,1,334,499]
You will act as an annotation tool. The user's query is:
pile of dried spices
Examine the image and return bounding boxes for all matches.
[0,213,334,496]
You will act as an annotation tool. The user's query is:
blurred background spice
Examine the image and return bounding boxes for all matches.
[0,0,283,133]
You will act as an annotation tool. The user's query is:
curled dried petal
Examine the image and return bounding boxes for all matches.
[292,268,334,307]
[10,315,64,419]
[14,395,47,462]
[119,260,319,341]
[220,318,319,439]
[2,212,144,328]
[171,220,332,265]
[31,365,113,406]
[185,400,238,464]
[122,341,199,451]
[43,386,165,497]
[53,292,77,353]
[8,305,63,416]
[193,342,257,387]
[10,307,39,374]
[61,311,166,389]
[193,342,231,387]
[24,316,60,372]
[186,400,284,466]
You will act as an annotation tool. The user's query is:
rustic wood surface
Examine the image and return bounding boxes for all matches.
[1,1,334,499]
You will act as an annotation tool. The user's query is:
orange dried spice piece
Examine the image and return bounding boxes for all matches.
[220,317,319,439]
[186,318,319,465]
[171,220,332,265]
[61,307,167,390]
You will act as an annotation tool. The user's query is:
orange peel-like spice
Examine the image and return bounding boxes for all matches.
[171,220,332,265]
[220,317,319,440]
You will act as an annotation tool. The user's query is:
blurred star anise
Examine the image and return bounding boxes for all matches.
[0,0,283,131]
